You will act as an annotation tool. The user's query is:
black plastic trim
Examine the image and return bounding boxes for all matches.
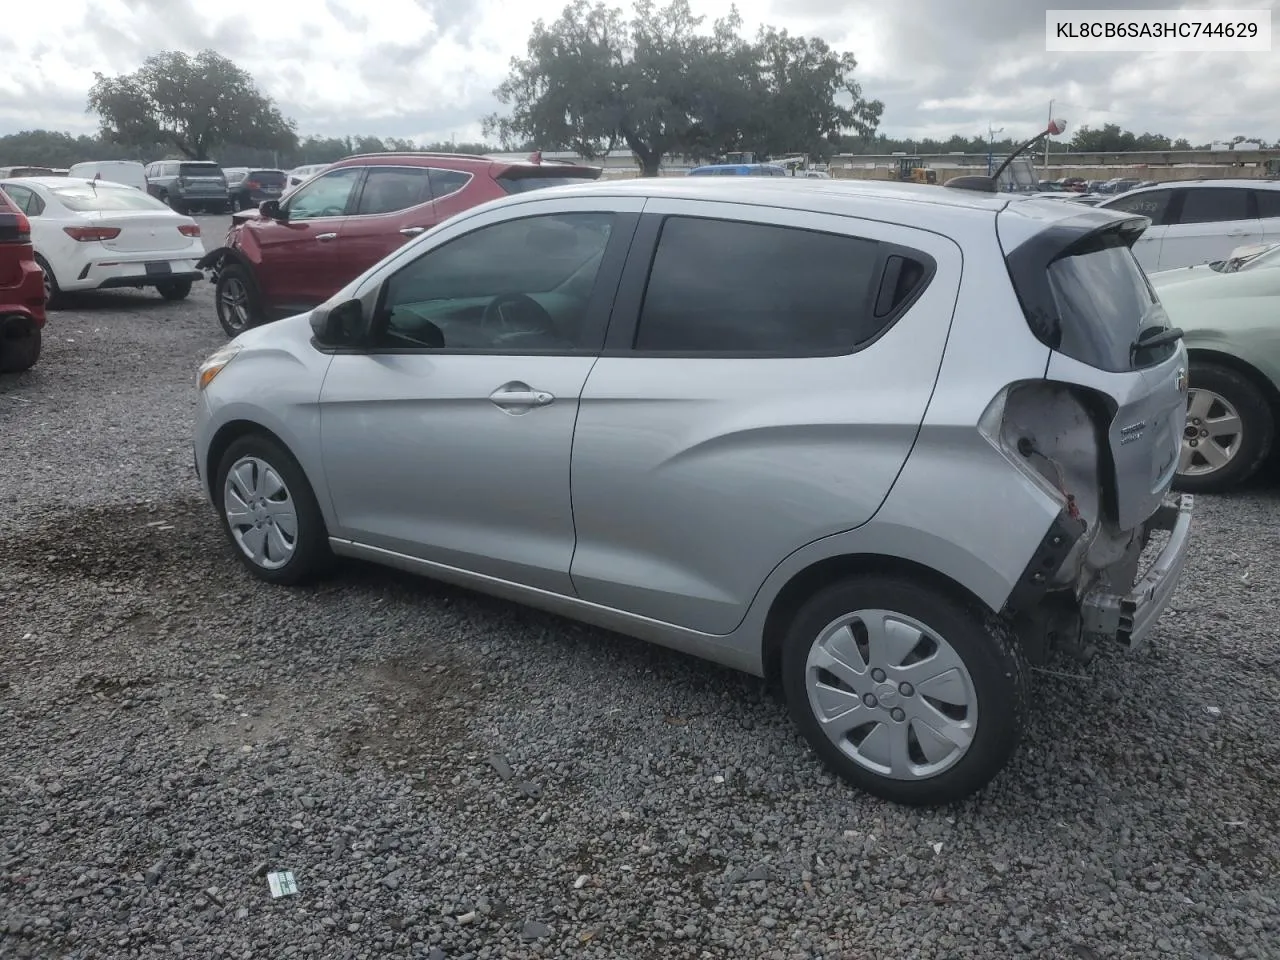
[1004,509,1088,613]
[97,270,202,289]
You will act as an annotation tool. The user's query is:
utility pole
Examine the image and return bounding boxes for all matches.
[1043,99,1054,175]
[987,124,1004,176]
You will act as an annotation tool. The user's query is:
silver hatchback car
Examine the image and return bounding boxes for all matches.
[194,177,1193,806]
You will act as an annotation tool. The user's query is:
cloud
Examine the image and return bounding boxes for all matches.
[0,0,1276,147]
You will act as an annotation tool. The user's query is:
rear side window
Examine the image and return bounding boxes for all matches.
[428,168,470,200]
[1103,189,1173,224]
[632,217,922,355]
[355,167,431,215]
[1177,187,1251,224]
[1008,220,1176,374]
[1252,189,1280,219]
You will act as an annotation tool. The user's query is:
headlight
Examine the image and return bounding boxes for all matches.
[197,343,242,390]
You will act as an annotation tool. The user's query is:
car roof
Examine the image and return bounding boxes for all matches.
[527,176,1024,212]
[5,176,137,190]
[1113,179,1280,192]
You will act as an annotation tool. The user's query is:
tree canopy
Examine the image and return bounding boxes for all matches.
[484,0,883,175]
[87,50,297,161]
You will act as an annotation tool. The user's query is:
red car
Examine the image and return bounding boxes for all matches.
[0,188,47,373]
[197,152,602,337]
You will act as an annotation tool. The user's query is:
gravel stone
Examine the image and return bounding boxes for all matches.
[1,227,1278,958]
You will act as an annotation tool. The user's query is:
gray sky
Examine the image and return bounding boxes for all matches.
[1,0,1276,146]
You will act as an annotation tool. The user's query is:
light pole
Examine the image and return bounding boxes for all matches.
[987,124,1004,175]
[1043,99,1055,174]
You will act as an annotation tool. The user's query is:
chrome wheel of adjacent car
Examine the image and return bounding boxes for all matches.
[1179,388,1242,477]
[222,455,298,570]
[214,265,261,338]
[805,609,978,781]
[1173,363,1275,494]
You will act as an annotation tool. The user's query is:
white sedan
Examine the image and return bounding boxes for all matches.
[283,163,330,195]
[0,176,204,306]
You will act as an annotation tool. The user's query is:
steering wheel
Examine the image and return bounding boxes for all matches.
[480,292,556,341]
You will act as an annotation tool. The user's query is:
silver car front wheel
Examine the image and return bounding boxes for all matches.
[223,455,298,570]
[214,434,332,585]
[782,576,1028,806]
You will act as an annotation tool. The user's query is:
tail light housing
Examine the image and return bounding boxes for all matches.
[0,210,31,242]
[63,225,121,242]
[179,224,201,238]
[246,180,260,190]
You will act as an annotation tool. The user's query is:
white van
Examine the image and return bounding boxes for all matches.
[66,160,147,192]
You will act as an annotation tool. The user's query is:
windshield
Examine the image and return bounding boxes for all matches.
[180,163,223,179]
[1211,242,1280,273]
[52,186,172,212]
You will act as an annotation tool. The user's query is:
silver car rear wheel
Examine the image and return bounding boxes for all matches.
[781,576,1027,806]
[805,609,979,781]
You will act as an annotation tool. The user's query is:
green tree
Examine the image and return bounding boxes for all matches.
[484,0,879,175]
[87,50,297,161]
[733,27,881,161]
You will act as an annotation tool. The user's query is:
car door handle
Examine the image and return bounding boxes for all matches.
[399,226,426,237]
[315,233,338,241]
[489,382,555,414]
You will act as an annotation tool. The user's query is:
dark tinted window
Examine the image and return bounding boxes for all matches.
[179,163,223,178]
[1252,189,1280,219]
[248,170,286,186]
[379,212,613,351]
[633,217,884,354]
[1,184,42,216]
[1045,231,1174,372]
[1103,189,1172,224]
[428,168,470,200]
[1177,187,1251,224]
[356,166,431,215]
[496,174,597,194]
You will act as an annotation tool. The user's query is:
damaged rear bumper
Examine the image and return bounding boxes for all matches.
[1080,494,1194,650]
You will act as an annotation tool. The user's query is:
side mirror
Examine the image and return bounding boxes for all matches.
[259,199,284,220]
[310,298,369,347]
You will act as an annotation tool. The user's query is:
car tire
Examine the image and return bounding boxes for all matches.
[215,264,263,338]
[156,279,193,301]
[167,195,186,215]
[780,575,1029,806]
[0,317,41,373]
[1173,362,1274,494]
[34,254,61,309]
[214,433,333,586]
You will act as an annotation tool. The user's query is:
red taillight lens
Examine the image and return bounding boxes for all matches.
[179,224,201,238]
[63,225,121,242]
[246,180,260,189]
[14,210,30,236]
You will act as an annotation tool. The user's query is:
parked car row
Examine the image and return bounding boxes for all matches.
[0,176,203,309]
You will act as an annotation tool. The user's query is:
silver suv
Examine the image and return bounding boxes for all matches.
[192,178,1194,806]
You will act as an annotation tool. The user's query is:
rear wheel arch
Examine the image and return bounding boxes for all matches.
[760,553,994,689]
[1186,348,1280,415]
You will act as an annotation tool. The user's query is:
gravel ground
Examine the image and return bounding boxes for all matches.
[1,228,1278,959]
